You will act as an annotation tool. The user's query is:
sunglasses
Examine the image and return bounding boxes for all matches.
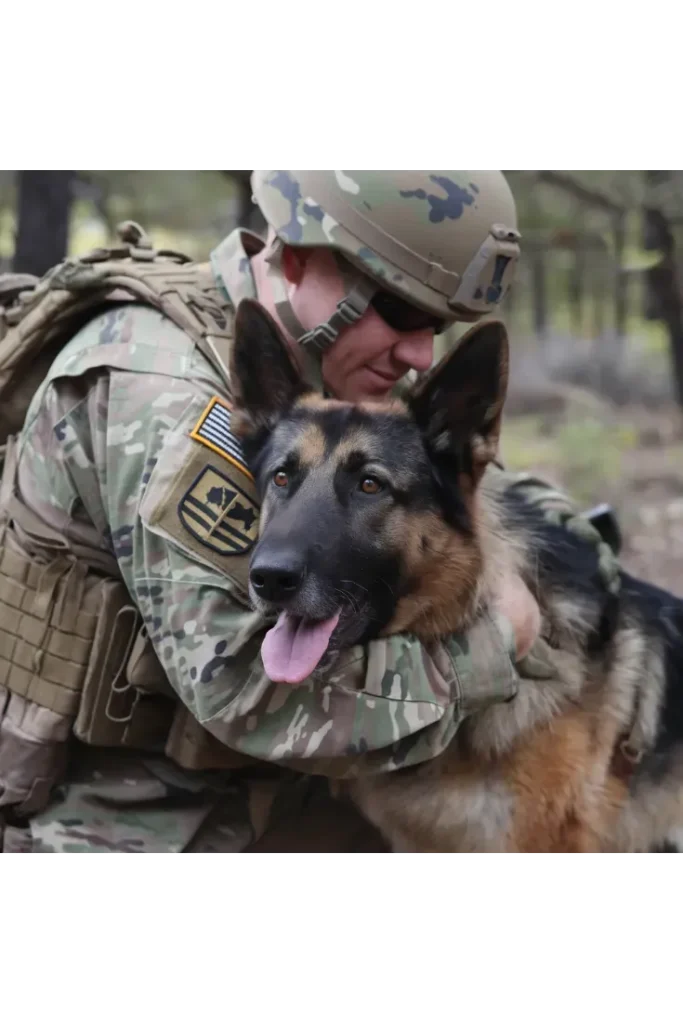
[369,288,446,335]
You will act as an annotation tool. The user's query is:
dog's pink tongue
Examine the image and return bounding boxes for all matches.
[262,610,340,684]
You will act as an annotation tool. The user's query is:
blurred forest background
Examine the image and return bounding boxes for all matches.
[2,169,683,594]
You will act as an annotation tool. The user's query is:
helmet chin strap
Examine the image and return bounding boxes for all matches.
[263,241,377,390]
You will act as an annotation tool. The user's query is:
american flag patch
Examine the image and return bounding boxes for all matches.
[189,396,253,481]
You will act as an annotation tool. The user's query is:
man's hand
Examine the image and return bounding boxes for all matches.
[495,574,541,663]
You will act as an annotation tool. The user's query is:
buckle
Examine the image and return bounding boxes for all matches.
[300,321,338,352]
[299,281,374,353]
[336,294,366,325]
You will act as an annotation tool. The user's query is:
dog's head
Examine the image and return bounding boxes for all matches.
[230,299,509,683]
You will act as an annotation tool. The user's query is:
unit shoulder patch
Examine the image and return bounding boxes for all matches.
[190,396,253,482]
[179,465,259,556]
[140,394,262,596]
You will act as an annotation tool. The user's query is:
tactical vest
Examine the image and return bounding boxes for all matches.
[0,222,258,821]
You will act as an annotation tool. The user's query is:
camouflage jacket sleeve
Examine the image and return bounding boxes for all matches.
[15,306,519,779]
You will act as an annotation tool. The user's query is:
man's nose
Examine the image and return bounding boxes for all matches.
[391,330,434,373]
[250,549,306,604]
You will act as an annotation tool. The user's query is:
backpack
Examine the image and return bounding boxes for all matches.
[0,220,234,452]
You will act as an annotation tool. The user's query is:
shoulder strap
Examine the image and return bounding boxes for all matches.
[0,221,235,444]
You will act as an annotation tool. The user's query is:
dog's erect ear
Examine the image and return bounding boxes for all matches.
[230,299,310,437]
[408,320,509,484]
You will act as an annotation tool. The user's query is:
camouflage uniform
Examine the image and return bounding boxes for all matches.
[2,229,524,853]
[0,169,593,856]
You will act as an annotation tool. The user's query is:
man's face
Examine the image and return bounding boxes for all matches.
[285,247,440,401]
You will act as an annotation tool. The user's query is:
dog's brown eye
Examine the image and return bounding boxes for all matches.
[273,470,289,488]
[360,476,382,495]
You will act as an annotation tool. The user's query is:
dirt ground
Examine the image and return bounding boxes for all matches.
[501,400,683,598]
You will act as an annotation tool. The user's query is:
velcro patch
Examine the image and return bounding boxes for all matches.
[190,396,253,481]
[178,466,259,556]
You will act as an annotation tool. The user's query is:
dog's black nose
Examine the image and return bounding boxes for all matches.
[250,555,305,604]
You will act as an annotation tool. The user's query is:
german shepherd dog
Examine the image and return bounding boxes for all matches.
[229,299,683,853]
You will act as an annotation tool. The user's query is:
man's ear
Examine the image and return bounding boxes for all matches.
[230,299,311,438]
[408,319,509,485]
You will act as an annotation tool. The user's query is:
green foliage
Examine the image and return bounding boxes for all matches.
[86,170,234,227]
[501,411,639,506]
[500,414,560,472]
[555,416,637,504]
[81,171,237,258]
[0,171,15,206]
[0,170,242,265]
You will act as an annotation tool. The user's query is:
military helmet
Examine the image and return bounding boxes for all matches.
[252,170,521,326]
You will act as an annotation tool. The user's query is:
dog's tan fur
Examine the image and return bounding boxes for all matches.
[349,484,677,853]
[230,300,682,853]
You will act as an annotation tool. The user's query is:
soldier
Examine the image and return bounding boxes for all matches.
[0,171,564,852]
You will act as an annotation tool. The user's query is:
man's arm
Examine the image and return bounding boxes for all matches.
[128,556,519,778]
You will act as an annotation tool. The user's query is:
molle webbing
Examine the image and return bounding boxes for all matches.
[0,529,180,750]
[0,535,127,719]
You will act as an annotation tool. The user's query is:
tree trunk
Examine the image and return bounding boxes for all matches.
[613,210,627,342]
[12,170,75,277]
[644,170,683,409]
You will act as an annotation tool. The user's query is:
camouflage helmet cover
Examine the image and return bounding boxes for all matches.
[251,170,521,323]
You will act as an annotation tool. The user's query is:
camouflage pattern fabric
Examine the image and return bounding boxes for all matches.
[3,746,383,853]
[2,229,555,852]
